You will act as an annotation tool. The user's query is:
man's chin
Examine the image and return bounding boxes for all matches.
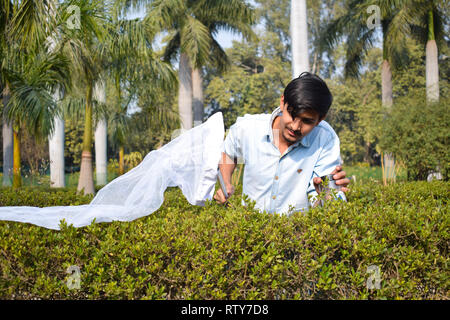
[283,133,300,144]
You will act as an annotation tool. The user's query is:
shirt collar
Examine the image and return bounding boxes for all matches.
[267,106,311,148]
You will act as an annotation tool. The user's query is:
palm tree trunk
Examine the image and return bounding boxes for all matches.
[179,52,193,130]
[77,83,95,195]
[192,68,204,127]
[381,37,395,183]
[290,0,310,78]
[48,113,65,188]
[119,144,124,175]
[47,1,65,188]
[13,128,21,188]
[311,51,318,74]
[426,10,441,179]
[426,10,439,103]
[2,84,13,186]
[381,60,393,108]
[95,118,108,185]
[94,80,107,186]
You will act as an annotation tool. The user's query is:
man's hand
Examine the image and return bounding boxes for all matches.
[313,165,350,194]
[213,183,235,206]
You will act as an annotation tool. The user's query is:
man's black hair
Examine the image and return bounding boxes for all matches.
[283,72,333,119]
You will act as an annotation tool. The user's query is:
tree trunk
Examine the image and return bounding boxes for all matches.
[426,10,439,103]
[49,113,65,188]
[95,118,107,185]
[192,68,204,127]
[179,53,193,130]
[381,21,395,181]
[290,0,310,78]
[77,83,95,195]
[119,145,124,175]
[94,80,107,186]
[311,51,318,74]
[363,141,371,164]
[47,1,65,188]
[381,59,393,108]
[381,58,395,182]
[2,84,13,186]
[425,11,441,180]
[13,128,21,188]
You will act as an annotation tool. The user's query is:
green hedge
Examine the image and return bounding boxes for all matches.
[0,186,94,207]
[0,181,448,299]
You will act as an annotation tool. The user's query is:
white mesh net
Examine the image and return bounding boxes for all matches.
[0,112,224,230]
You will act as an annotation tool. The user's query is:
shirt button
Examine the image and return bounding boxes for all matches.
[272,195,276,200]
[275,176,279,180]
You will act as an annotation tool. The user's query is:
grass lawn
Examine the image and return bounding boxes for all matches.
[346,165,408,184]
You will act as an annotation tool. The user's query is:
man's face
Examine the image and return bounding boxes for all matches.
[278,96,323,145]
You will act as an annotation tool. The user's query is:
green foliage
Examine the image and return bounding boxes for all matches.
[124,152,142,171]
[0,181,448,299]
[0,186,93,207]
[379,91,449,181]
[205,38,291,128]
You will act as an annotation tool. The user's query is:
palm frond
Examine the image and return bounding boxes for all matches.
[9,0,55,49]
[144,0,186,32]
[180,15,212,68]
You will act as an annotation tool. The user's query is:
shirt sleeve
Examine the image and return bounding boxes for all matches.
[307,132,343,206]
[223,118,245,163]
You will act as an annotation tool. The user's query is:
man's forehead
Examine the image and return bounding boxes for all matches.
[290,108,320,121]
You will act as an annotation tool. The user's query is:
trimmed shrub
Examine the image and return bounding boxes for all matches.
[0,181,448,299]
[0,186,94,207]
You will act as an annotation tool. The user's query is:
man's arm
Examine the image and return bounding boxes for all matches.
[214,117,245,205]
[214,152,236,204]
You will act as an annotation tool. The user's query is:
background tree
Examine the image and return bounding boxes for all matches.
[320,0,412,182]
[1,0,71,188]
[146,0,255,130]
[59,0,108,194]
[388,0,448,102]
[291,0,310,77]
[205,37,290,128]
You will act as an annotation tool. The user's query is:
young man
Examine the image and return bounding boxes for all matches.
[214,72,350,213]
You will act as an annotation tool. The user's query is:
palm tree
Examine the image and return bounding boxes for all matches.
[4,45,70,188]
[1,0,70,188]
[103,4,177,177]
[146,0,255,130]
[61,1,175,194]
[57,0,108,195]
[388,0,447,103]
[48,21,66,188]
[321,0,410,182]
[290,0,310,78]
[389,0,447,178]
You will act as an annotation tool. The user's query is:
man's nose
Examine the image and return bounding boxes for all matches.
[291,118,302,132]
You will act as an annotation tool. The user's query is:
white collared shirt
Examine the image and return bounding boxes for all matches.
[223,107,343,214]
